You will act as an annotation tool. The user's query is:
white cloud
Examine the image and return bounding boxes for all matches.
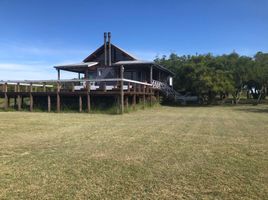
[0,62,76,80]
[129,49,170,60]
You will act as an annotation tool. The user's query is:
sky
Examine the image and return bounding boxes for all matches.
[0,0,267,80]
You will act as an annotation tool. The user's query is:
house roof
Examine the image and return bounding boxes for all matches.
[83,43,137,62]
[54,62,98,73]
[113,60,174,76]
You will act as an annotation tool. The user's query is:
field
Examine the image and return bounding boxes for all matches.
[0,105,268,199]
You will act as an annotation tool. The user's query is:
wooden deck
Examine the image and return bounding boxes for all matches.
[0,78,160,113]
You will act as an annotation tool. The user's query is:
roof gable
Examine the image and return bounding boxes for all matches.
[83,43,137,64]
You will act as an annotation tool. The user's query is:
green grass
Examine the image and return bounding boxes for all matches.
[0,105,267,199]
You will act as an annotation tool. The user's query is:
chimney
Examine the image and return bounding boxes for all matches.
[108,32,112,66]
[104,32,107,66]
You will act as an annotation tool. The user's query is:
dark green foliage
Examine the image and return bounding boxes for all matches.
[155,52,268,103]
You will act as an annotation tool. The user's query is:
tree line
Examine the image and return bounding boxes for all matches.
[155,52,268,104]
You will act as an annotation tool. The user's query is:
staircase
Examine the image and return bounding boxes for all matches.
[152,80,196,104]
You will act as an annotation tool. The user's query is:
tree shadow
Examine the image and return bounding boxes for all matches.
[234,106,268,114]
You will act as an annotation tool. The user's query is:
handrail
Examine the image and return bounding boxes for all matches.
[0,78,152,86]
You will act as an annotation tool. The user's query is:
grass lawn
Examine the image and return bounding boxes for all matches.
[0,105,267,199]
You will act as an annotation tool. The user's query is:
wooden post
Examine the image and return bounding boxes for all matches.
[150,65,153,84]
[143,85,146,109]
[125,96,129,110]
[133,83,136,110]
[2,83,5,93]
[85,69,89,79]
[86,81,90,113]
[43,83,46,92]
[29,83,33,112]
[47,95,51,112]
[128,82,130,92]
[57,69,61,80]
[17,83,21,111]
[103,82,107,92]
[7,97,10,107]
[79,95,82,112]
[149,65,153,106]
[14,97,17,108]
[71,82,75,92]
[150,87,153,107]
[120,65,124,114]
[57,82,60,112]
[4,83,8,110]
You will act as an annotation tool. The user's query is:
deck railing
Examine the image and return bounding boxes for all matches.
[0,78,158,113]
[0,78,152,93]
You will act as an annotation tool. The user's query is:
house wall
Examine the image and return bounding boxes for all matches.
[86,65,171,85]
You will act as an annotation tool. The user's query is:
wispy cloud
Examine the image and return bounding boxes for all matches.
[130,49,170,60]
[0,40,91,63]
[0,40,90,80]
[0,61,78,80]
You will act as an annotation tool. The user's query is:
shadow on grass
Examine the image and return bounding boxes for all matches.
[233,106,268,114]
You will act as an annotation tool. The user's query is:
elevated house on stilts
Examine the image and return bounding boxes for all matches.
[0,33,175,113]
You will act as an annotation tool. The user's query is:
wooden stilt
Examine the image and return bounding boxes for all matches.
[17,83,21,111]
[57,82,60,112]
[29,83,33,112]
[133,84,136,110]
[4,83,8,110]
[79,95,82,112]
[57,93,60,112]
[125,96,129,110]
[47,95,51,112]
[7,97,10,107]
[150,87,153,106]
[87,94,90,113]
[17,96,21,111]
[143,85,146,109]
[22,97,24,107]
[86,81,90,113]
[4,93,8,110]
[14,97,17,108]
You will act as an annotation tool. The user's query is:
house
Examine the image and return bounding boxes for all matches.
[54,32,174,87]
[0,33,175,113]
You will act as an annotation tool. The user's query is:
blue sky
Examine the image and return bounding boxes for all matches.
[0,0,267,79]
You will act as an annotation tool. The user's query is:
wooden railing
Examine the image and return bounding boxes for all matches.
[0,78,157,113]
[0,78,152,93]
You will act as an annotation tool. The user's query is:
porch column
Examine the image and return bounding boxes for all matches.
[120,65,124,114]
[85,69,89,79]
[150,65,153,83]
[150,66,153,106]
[57,69,61,80]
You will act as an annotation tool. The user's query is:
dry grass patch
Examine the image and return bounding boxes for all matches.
[0,105,268,199]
